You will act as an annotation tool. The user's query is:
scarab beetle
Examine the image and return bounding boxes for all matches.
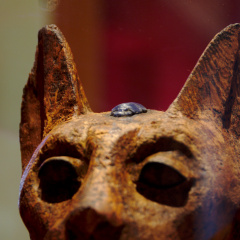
[111,102,147,117]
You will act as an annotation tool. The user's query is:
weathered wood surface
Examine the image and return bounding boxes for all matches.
[19,24,240,240]
[20,25,91,172]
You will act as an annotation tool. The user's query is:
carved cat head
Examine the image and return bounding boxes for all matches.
[19,24,240,240]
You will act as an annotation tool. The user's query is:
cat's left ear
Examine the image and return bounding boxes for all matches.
[168,24,240,132]
[20,24,91,171]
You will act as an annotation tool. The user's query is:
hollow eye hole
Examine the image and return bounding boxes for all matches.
[138,162,186,188]
[136,162,193,207]
[38,157,85,203]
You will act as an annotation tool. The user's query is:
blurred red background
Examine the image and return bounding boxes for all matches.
[54,0,240,112]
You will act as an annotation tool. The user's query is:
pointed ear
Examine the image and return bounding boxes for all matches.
[20,24,91,171]
[168,23,240,130]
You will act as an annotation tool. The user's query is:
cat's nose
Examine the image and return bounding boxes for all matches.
[65,170,125,240]
[65,207,124,240]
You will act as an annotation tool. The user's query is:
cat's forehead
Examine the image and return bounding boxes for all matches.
[50,110,175,139]
[46,110,207,149]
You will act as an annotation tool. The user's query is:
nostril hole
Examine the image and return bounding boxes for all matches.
[38,158,81,203]
[67,224,124,240]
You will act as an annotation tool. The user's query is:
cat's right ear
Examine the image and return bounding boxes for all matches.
[20,24,91,172]
[168,24,240,134]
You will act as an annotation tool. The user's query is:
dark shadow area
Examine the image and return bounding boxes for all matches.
[223,54,240,129]
[136,162,194,207]
[39,159,81,203]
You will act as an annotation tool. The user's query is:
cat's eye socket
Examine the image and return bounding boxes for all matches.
[38,156,87,203]
[138,162,186,188]
[136,162,193,207]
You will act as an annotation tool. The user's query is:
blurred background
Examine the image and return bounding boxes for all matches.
[1,0,240,239]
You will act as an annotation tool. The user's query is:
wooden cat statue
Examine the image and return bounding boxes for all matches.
[19,24,240,239]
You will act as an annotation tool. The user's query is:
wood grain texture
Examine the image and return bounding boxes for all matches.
[168,24,240,132]
[19,24,240,239]
[20,25,91,171]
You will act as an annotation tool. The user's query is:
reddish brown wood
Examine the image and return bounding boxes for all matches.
[19,24,240,239]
